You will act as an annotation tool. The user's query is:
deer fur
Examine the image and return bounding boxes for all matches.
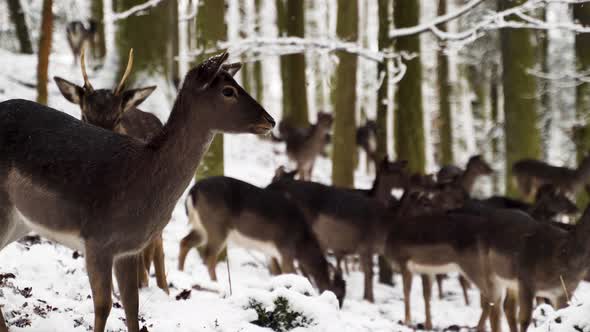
[177,176,346,306]
[66,20,98,65]
[437,155,493,194]
[512,155,590,201]
[0,52,274,332]
[356,120,378,165]
[283,112,333,180]
[54,48,169,293]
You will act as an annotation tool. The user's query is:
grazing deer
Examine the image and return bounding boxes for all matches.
[54,48,168,293]
[512,155,590,201]
[66,20,98,65]
[177,176,346,306]
[0,52,274,332]
[267,158,414,302]
[283,112,333,180]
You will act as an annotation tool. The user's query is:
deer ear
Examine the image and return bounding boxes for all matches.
[222,62,242,76]
[196,51,229,90]
[54,77,84,105]
[121,86,156,113]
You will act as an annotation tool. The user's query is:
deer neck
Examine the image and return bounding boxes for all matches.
[145,90,215,205]
[369,174,393,206]
[460,167,479,194]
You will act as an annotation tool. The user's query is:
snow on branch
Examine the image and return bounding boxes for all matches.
[109,0,166,22]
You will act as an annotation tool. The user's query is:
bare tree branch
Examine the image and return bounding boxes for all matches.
[109,0,167,22]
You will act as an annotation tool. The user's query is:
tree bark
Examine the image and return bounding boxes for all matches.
[331,0,358,188]
[574,3,590,207]
[253,0,264,103]
[91,0,106,60]
[394,0,425,174]
[437,0,453,166]
[277,0,309,128]
[7,0,33,54]
[194,0,227,180]
[36,0,53,105]
[499,0,541,197]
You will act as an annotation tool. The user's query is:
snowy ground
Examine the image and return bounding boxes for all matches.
[1,49,589,332]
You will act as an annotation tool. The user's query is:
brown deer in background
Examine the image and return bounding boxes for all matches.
[177,176,346,306]
[281,112,333,180]
[54,48,168,293]
[512,155,590,201]
[0,52,274,332]
[356,120,378,167]
[66,20,98,65]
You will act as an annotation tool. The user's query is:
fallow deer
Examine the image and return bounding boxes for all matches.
[283,112,333,180]
[356,120,378,165]
[0,52,274,332]
[66,20,98,65]
[512,155,590,201]
[267,158,409,302]
[54,48,168,293]
[437,155,494,194]
[177,176,346,306]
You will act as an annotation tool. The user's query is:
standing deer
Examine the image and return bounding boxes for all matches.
[267,158,410,302]
[54,48,168,293]
[512,155,590,201]
[0,52,274,332]
[177,176,346,306]
[66,20,98,65]
[356,120,378,167]
[282,112,333,180]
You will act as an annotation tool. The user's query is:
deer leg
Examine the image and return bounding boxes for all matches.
[85,247,113,332]
[436,274,445,299]
[378,255,394,286]
[269,257,282,275]
[0,307,7,332]
[178,230,200,271]
[401,265,413,326]
[280,252,296,274]
[360,251,374,302]
[518,286,534,332]
[137,248,150,289]
[421,274,433,330]
[152,234,169,294]
[555,294,568,309]
[477,293,490,332]
[203,242,224,281]
[459,276,471,305]
[503,289,518,332]
[114,255,140,332]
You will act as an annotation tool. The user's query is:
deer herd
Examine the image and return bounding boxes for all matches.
[0,45,589,332]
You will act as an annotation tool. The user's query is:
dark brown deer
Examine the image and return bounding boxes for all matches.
[0,52,274,332]
[512,155,590,201]
[283,112,333,180]
[267,158,410,302]
[54,48,169,293]
[356,120,378,165]
[437,155,493,193]
[177,176,346,306]
[66,20,98,65]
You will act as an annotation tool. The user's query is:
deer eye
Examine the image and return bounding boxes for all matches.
[222,86,237,98]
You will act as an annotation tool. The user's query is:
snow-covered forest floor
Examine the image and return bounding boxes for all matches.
[0,38,589,332]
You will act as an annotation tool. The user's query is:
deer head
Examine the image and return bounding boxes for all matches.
[466,155,493,176]
[180,52,274,134]
[534,184,579,216]
[316,112,333,129]
[54,48,156,131]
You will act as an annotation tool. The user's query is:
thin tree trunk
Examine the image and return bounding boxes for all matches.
[91,0,106,60]
[538,8,550,160]
[194,0,227,180]
[394,0,425,174]
[437,0,453,166]
[331,0,358,188]
[7,0,33,54]
[499,0,541,198]
[574,3,590,207]
[253,0,263,103]
[36,0,53,105]
[277,0,309,128]
[171,0,180,87]
[490,62,501,194]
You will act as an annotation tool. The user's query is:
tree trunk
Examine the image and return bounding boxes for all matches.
[115,0,177,87]
[194,0,227,180]
[277,0,309,128]
[394,0,425,174]
[538,8,550,160]
[91,0,106,60]
[171,0,180,87]
[490,62,501,194]
[331,0,358,188]
[7,0,33,54]
[376,0,391,162]
[437,0,453,166]
[36,0,53,105]
[253,0,264,103]
[574,3,590,207]
[499,0,541,197]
